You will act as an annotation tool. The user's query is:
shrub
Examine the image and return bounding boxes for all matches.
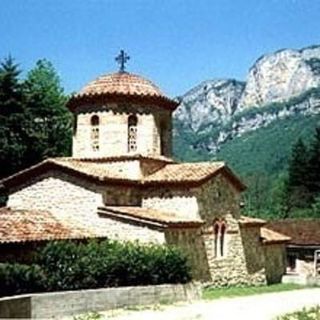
[31,239,192,292]
[0,263,45,296]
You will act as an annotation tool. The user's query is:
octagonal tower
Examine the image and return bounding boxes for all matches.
[67,71,178,159]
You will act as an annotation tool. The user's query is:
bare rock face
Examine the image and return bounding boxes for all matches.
[175,79,245,132]
[239,46,320,108]
[173,45,320,157]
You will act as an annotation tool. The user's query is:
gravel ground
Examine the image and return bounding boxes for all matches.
[95,288,320,320]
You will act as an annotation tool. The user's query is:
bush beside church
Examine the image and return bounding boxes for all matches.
[0,239,191,297]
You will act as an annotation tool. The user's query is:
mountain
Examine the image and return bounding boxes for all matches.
[239,46,320,108]
[173,45,320,160]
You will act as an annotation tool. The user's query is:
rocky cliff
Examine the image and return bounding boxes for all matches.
[175,79,245,131]
[239,46,320,107]
[173,45,320,158]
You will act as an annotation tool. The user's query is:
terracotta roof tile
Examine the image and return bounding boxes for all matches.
[78,72,164,98]
[261,227,291,245]
[99,206,203,228]
[0,207,94,243]
[239,216,266,227]
[68,72,179,111]
[144,162,225,183]
[266,219,320,246]
[51,158,138,181]
[2,157,245,191]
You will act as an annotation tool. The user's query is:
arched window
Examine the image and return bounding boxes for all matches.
[213,221,220,258]
[128,115,138,152]
[160,121,166,156]
[90,115,100,152]
[220,222,226,257]
[213,219,227,258]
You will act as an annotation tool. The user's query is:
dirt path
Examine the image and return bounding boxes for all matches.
[100,288,320,320]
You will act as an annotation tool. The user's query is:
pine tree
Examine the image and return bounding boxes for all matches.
[287,138,309,188]
[283,138,312,214]
[23,59,72,166]
[0,56,27,178]
[307,127,320,196]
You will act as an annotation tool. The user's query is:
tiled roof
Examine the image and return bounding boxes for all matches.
[51,158,138,181]
[261,227,291,245]
[78,72,164,98]
[68,72,178,111]
[266,219,320,246]
[0,207,94,243]
[144,162,225,183]
[98,206,203,228]
[1,157,246,191]
[143,161,245,190]
[239,216,266,227]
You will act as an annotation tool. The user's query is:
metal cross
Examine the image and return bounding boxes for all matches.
[115,50,130,72]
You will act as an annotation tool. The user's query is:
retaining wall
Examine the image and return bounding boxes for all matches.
[0,283,200,319]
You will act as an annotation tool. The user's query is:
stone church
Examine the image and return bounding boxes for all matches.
[1,53,289,286]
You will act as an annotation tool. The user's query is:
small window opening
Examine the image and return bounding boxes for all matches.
[91,115,100,152]
[220,223,226,257]
[213,219,227,258]
[160,121,166,156]
[128,115,138,153]
[214,222,220,258]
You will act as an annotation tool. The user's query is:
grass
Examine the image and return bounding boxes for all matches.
[73,311,103,320]
[277,305,320,319]
[203,283,307,300]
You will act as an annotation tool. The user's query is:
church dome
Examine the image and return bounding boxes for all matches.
[67,72,178,111]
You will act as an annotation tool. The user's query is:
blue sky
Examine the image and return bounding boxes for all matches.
[1,0,320,96]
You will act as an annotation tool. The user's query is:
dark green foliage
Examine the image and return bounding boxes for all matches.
[0,183,7,207]
[23,59,72,165]
[287,138,309,188]
[282,139,313,214]
[0,263,45,296]
[217,115,320,218]
[0,57,27,178]
[282,128,320,217]
[307,127,320,195]
[305,58,320,76]
[0,57,72,179]
[0,240,191,297]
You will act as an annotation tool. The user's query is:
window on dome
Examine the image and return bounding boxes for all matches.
[160,121,166,155]
[128,115,138,153]
[90,115,100,152]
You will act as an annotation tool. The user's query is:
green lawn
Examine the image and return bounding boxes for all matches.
[203,283,307,300]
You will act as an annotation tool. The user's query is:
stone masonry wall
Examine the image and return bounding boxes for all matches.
[165,228,211,281]
[142,187,199,220]
[196,177,266,286]
[264,244,286,284]
[7,171,164,243]
[73,103,172,158]
[141,174,267,286]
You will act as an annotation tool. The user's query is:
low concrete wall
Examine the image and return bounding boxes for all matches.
[0,283,200,319]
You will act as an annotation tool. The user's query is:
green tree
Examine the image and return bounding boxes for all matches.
[23,59,72,166]
[283,138,313,214]
[287,138,309,188]
[0,56,27,178]
[306,127,320,197]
